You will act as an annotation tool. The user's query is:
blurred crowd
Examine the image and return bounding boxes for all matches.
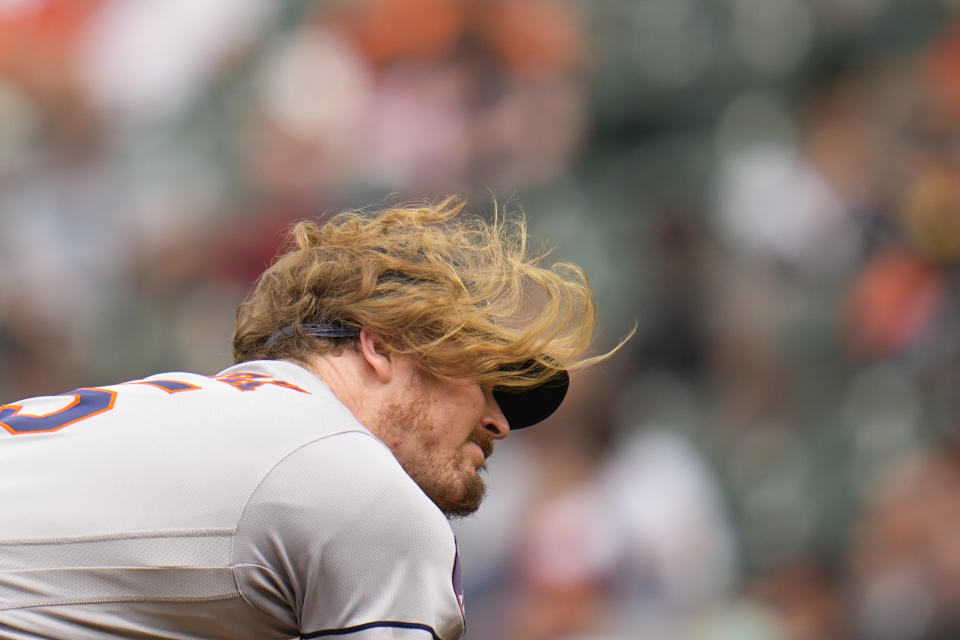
[4,0,960,638]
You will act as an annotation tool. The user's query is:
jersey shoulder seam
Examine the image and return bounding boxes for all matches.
[227,428,386,619]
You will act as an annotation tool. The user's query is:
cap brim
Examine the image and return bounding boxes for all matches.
[492,368,569,429]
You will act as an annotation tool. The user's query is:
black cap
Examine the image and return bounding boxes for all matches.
[493,367,569,429]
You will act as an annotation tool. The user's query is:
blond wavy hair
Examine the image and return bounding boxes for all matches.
[233,197,618,390]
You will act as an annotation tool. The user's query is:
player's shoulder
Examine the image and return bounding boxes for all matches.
[258,428,444,519]
[239,429,452,547]
[109,360,382,507]
[232,433,462,639]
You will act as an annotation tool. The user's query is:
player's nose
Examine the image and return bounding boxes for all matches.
[482,388,510,439]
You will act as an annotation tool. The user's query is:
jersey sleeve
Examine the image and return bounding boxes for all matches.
[231,432,466,640]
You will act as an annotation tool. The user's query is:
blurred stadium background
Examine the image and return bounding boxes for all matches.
[4,0,960,638]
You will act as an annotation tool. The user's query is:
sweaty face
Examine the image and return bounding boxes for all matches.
[376,371,505,517]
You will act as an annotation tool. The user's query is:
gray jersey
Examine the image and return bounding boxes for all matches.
[0,360,466,639]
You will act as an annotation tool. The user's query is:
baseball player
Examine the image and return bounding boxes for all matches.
[0,198,612,639]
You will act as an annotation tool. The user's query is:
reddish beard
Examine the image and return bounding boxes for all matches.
[380,399,492,518]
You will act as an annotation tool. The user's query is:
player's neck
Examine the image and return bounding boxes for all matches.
[295,353,393,437]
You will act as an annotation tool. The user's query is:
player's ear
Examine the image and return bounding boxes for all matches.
[358,328,392,383]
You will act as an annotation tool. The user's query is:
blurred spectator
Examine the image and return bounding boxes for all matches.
[454,368,736,640]
[850,447,960,640]
[746,556,849,640]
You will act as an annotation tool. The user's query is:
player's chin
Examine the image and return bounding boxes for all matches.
[438,473,486,519]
